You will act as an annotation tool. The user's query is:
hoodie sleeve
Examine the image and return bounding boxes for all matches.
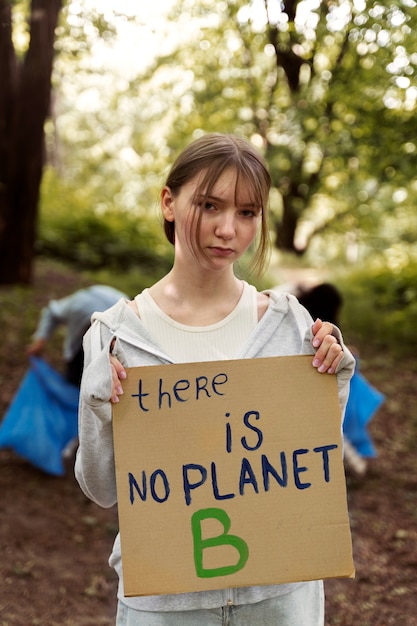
[74,321,117,508]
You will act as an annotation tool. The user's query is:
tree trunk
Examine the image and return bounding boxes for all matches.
[275,194,302,254]
[0,0,62,285]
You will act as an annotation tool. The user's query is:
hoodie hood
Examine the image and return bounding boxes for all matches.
[89,290,313,363]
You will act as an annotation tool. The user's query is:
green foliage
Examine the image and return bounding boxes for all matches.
[38,168,173,274]
[43,0,417,273]
[82,266,168,299]
[123,0,417,257]
[337,256,417,355]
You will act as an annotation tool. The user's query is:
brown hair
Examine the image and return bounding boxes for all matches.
[163,133,271,275]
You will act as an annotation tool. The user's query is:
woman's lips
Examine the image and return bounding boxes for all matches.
[209,247,234,256]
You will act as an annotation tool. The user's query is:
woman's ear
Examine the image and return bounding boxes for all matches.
[161,186,175,222]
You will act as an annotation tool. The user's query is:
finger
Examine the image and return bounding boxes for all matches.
[110,371,123,403]
[312,320,334,348]
[110,355,127,380]
[327,350,344,375]
[312,318,322,335]
[314,334,338,360]
[313,339,343,374]
[109,357,126,403]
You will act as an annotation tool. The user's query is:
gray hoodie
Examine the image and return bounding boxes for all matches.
[75,290,355,612]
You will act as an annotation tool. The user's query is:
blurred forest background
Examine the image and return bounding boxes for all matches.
[1,3,417,625]
[1,0,417,352]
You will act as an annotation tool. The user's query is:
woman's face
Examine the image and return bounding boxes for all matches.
[162,168,262,271]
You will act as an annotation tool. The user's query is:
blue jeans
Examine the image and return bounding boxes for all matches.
[116,581,324,625]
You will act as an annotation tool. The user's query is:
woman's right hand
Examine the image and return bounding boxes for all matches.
[110,355,127,403]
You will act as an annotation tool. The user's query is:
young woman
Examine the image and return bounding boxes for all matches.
[75,133,355,626]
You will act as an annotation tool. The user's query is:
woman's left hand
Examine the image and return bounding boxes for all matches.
[311,318,344,374]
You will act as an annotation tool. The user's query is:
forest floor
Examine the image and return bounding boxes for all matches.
[0,260,416,625]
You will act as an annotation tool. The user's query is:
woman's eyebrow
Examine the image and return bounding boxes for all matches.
[196,193,228,206]
[200,193,258,207]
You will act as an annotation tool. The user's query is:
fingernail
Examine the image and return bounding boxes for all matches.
[120,370,127,379]
[116,385,124,395]
[112,395,120,403]
[318,364,326,373]
[313,358,320,368]
[313,339,320,347]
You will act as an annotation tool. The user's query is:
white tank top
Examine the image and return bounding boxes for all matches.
[135,281,258,362]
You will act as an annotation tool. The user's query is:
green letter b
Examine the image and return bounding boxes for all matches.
[191,507,249,578]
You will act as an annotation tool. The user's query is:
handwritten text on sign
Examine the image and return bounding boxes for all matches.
[112,356,354,596]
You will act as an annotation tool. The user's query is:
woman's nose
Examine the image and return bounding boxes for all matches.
[215,214,236,238]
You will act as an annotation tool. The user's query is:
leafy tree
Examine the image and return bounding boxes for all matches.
[0,0,63,284]
[126,0,417,258]
[0,0,120,285]
[24,0,416,274]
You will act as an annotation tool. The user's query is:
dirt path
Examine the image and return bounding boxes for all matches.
[0,261,416,625]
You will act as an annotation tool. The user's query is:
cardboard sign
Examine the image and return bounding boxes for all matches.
[112,355,354,597]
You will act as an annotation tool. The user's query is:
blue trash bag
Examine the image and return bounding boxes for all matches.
[0,357,79,476]
[343,366,385,458]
